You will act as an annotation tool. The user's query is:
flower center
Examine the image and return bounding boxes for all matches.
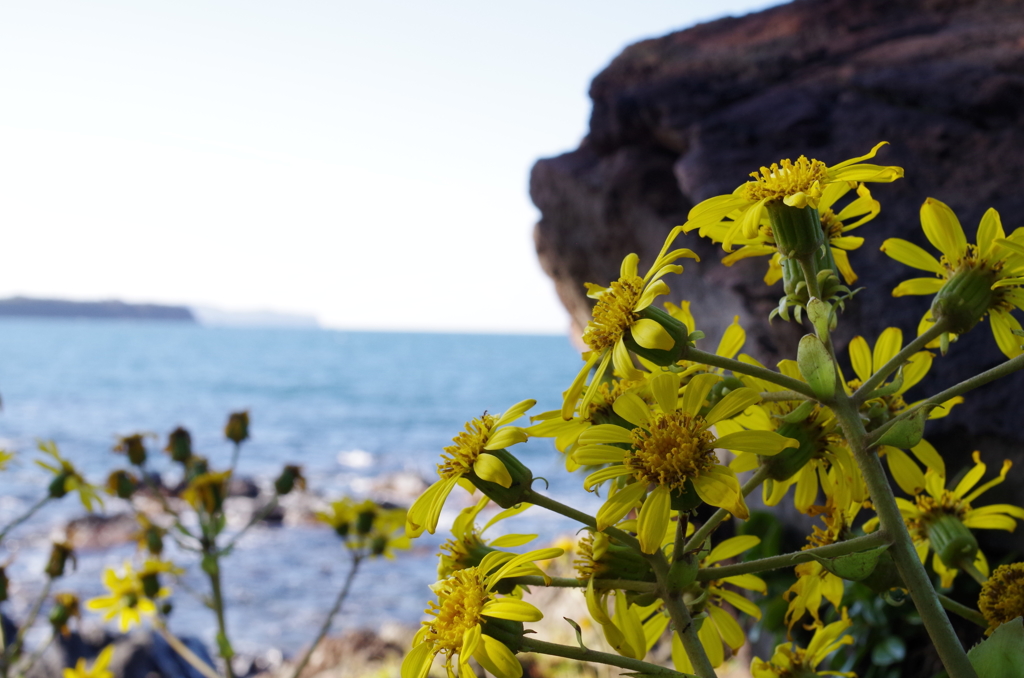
[438,415,497,480]
[583,276,644,352]
[424,569,489,654]
[742,156,828,203]
[625,411,717,491]
[979,562,1024,634]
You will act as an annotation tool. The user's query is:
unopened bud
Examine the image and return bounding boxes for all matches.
[165,428,193,464]
[45,541,75,579]
[274,464,305,496]
[48,592,80,635]
[106,470,139,499]
[114,434,148,466]
[224,411,250,445]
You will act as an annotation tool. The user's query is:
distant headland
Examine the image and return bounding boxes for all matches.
[0,296,195,321]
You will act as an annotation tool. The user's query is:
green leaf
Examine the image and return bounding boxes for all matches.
[563,617,586,649]
[874,407,931,449]
[810,544,890,582]
[780,400,816,424]
[968,617,1024,677]
[797,334,836,399]
[870,635,906,666]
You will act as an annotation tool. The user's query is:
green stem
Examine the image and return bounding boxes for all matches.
[515,634,694,677]
[759,390,810,402]
[686,348,816,398]
[684,466,770,553]
[0,497,50,545]
[201,537,235,678]
[866,350,1024,446]
[853,319,950,403]
[290,554,362,678]
[647,553,715,678]
[505,576,658,592]
[960,559,988,586]
[832,395,978,678]
[672,512,687,563]
[696,531,891,580]
[228,443,242,477]
[522,489,641,551]
[937,594,988,629]
[6,578,52,664]
[218,495,280,556]
[797,256,823,300]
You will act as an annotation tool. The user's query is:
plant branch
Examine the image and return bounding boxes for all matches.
[832,395,978,678]
[522,489,641,552]
[289,554,363,678]
[684,466,769,554]
[684,348,816,397]
[696,531,891,581]
[937,594,988,629]
[0,497,50,545]
[759,390,811,402]
[647,552,715,678]
[852,320,950,403]
[156,624,222,678]
[513,631,695,677]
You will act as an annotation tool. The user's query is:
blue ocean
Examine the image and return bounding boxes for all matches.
[0,319,602,655]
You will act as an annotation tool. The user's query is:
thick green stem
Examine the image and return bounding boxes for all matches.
[759,390,810,402]
[505,576,658,592]
[684,466,769,553]
[0,497,50,545]
[514,634,694,677]
[797,256,824,301]
[290,554,362,678]
[853,319,950,403]
[832,395,978,678]
[522,489,641,551]
[646,553,716,678]
[866,350,1024,446]
[960,560,988,586]
[696,531,890,580]
[685,348,816,398]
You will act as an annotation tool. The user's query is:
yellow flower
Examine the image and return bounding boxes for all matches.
[402,548,562,678]
[316,497,357,538]
[85,562,165,632]
[63,645,114,678]
[406,400,534,538]
[978,562,1024,635]
[881,199,1024,358]
[438,497,535,578]
[697,182,880,285]
[684,142,902,250]
[865,452,1024,587]
[0,450,15,471]
[36,441,103,511]
[562,237,699,420]
[574,372,797,552]
[672,535,767,672]
[751,609,856,678]
[181,471,231,514]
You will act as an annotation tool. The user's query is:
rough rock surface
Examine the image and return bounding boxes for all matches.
[531,0,1024,497]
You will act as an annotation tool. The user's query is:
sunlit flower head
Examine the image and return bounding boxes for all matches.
[751,609,855,678]
[562,234,699,420]
[865,452,1024,587]
[85,562,166,632]
[882,200,1024,358]
[684,142,901,251]
[406,400,534,538]
[979,562,1024,635]
[699,182,880,285]
[402,548,562,678]
[574,372,796,552]
[181,470,231,514]
[438,497,534,578]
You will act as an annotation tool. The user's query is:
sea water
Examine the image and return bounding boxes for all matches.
[0,319,602,654]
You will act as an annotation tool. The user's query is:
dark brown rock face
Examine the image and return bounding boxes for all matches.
[531,0,1024,482]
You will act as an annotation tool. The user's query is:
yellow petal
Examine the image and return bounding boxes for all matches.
[488,534,537,548]
[637,485,671,554]
[613,392,652,429]
[872,328,903,373]
[579,424,634,446]
[884,446,926,495]
[474,453,513,488]
[977,208,1005,257]
[681,373,721,418]
[831,247,858,285]
[909,439,945,478]
[714,430,798,456]
[484,427,528,451]
[900,350,933,393]
[573,445,628,466]
[920,198,967,263]
[716,316,746,359]
[474,634,522,678]
[880,238,946,275]
[707,535,760,564]
[989,309,1024,359]
[693,467,748,519]
[401,640,435,678]
[596,481,647,530]
[481,599,543,622]
[705,388,762,426]
[708,605,746,651]
[894,277,947,298]
[583,465,633,491]
[848,336,872,383]
[650,372,680,414]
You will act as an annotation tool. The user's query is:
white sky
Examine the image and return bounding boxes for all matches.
[0,0,778,333]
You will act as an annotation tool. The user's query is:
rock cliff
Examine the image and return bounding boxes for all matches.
[531,0,1024,477]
